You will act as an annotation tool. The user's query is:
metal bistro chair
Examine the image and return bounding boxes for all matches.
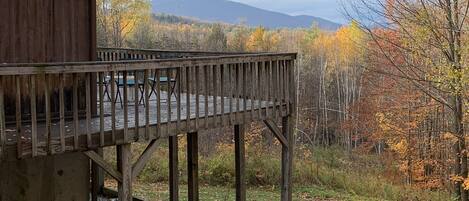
[147,70,179,102]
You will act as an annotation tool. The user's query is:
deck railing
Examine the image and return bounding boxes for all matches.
[0,49,296,159]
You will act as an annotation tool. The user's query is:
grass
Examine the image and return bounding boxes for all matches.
[105,180,380,201]
[103,138,454,201]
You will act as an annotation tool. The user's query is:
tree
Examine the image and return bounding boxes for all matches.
[348,0,469,199]
[204,24,227,52]
[97,0,151,47]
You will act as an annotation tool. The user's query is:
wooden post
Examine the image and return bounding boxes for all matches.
[281,116,293,201]
[117,144,132,201]
[187,132,199,201]
[169,135,179,201]
[91,148,104,201]
[235,125,246,201]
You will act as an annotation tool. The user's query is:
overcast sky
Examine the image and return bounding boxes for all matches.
[229,0,347,24]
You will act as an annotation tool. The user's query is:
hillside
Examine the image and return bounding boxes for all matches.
[152,0,342,30]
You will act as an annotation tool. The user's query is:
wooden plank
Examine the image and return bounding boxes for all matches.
[264,120,288,148]
[111,71,116,143]
[84,150,123,182]
[169,135,179,201]
[99,72,105,146]
[167,69,172,135]
[187,132,199,201]
[212,65,218,127]
[242,63,247,124]
[195,66,200,129]
[229,64,233,125]
[281,116,293,201]
[86,72,92,147]
[236,63,240,120]
[73,73,79,149]
[235,124,246,201]
[176,68,182,131]
[258,62,263,119]
[186,67,191,130]
[0,54,297,75]
[59,74,66,152]
[15,76,22,157]
[250,62,255,119]
[118,144,133,201]
[204,65,209,129]
[44,74,51,154]
[156,69,161,137]
[132,140,159,181]
[144,70,150,140]
[220,64,225,126]
[134,70,140,140]
[123,71,129,142]
[30,75,38,156]
[0,76,4,158]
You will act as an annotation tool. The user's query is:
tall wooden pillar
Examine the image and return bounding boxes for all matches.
[281,116,294,201]
[187,132,199,201]
[235,125,246,201]
[117,144,132,201]
[169,135,179,201]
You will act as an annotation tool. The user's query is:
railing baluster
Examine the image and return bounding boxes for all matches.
[111,71,116,144]
[236,64,240,121]
[220,64,225,126]
[243,63,247,123]
[123,71,129,143]
[204,65,209,129]
[86,72,92,147]
[59,74,66,152]
[134,70,140,140]
[229,64,233,125]
[73,73,79,149]
[30,75,38,156]
[250,62,255,120]
[0,76,4,158]
[195,66,200,130]
[257,62,262,120]
[15,76,23,157]
[281,60,287,116]
[144,69,150,140]
[213,64,218,127]
[156,69,161,137]
[186,66,191,130]
[177,67,182,132]
[99,72,105,146]
[270,61,279,120]
[44,74,51,154]
[167,68,172,136]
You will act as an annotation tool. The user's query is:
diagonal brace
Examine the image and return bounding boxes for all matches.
[132,139,159,182]
[84,150,123,182]
[263,120,289,148]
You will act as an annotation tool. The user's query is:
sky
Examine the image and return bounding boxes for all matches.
[229,0,348,24]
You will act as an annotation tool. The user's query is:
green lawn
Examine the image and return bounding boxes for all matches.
[106,181,383,201]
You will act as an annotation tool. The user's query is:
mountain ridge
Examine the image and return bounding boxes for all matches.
[152,0,342,30]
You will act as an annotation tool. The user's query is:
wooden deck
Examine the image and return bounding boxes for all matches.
[3,91,284,157]
[0,48,296,159]
[0,48,297,201]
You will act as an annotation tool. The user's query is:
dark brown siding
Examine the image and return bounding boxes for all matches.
[0,0,97,121]
[0,0,95,63]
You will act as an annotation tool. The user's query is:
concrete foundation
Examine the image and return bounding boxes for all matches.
[0,153,90,201]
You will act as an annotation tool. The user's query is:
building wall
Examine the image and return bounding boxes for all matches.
[0,0,97,121]
[0,0,96,63]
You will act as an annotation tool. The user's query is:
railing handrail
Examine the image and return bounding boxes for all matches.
[97,47,259,55]
[0,53,297,75]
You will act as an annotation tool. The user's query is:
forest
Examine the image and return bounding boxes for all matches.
[96,0,469,200]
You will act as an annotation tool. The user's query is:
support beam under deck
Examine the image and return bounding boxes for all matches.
[169,135,179,201]
[187,132,199,201]
[235,124,246,201]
